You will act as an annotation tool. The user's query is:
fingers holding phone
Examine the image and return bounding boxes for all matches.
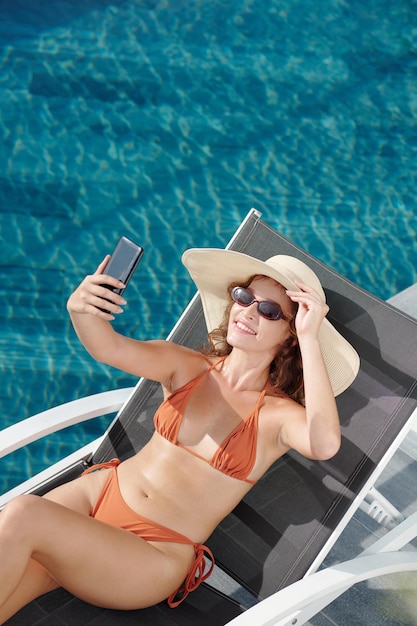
[67,268,125,320]
[67,237,144,320]
[94,266,127,318]
[98,237,144,314]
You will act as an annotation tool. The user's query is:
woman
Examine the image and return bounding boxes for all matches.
[0,248,359,623]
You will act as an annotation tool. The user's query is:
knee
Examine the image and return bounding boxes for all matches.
[1,495,43,536]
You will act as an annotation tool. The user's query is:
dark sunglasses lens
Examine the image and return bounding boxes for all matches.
[258,302,283,320]
[231,287,254,306]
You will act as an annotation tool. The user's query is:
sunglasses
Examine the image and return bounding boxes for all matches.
[230,286,288,321]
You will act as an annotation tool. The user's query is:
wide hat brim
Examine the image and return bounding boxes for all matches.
[182,248,360,397]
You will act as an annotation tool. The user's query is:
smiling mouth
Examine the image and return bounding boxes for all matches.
[235,320,256,335]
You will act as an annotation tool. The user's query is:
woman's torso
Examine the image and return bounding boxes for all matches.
[115,357,291,543]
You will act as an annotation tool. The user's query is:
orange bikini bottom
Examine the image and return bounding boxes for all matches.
[83,459,214,608]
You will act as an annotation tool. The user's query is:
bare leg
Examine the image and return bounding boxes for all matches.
[0,479,194,624]
[0,559,58,624]
[0,473,95,623]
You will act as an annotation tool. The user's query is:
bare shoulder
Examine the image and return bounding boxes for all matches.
[264,388,304,413]
[262,391,305,439]
[159,342,212,393]
[115,338,208,391]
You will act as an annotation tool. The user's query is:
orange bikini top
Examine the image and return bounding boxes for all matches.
[154,359,266,485]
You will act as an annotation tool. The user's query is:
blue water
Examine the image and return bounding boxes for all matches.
[1,0,416,492]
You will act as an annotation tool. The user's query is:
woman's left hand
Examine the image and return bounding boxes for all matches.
[286,280,329,339]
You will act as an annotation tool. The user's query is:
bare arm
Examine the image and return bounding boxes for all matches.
[66,256,125,361]
[66,257,201,388]
[279,281,341,461]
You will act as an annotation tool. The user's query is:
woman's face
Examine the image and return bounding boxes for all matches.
[226,276,295,356]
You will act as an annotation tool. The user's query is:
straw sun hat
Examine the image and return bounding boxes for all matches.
[182,248,360,397]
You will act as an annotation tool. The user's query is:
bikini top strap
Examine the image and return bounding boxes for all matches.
[210,356,226,370]
[209,357,268,411]
[253,379,268,412]
[193,356,224,380]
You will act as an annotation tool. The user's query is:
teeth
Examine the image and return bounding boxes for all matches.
[236,321,256,335]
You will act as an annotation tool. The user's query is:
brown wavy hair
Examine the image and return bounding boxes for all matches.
[203,275,304,405]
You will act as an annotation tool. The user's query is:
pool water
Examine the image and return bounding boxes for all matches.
[1,0,416,492]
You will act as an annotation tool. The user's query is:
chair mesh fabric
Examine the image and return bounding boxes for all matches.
[92,212,417,599]
[7,210,417,624]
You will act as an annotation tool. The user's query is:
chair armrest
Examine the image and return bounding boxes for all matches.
[0,388,134,459]
[224,550,417,626]
[225,509,417,625]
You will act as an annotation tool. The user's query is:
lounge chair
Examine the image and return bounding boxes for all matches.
[1,209,417,625]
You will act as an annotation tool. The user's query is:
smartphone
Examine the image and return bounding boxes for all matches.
[100,236,144,310]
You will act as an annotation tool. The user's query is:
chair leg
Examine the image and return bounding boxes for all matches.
[359,486,404,529]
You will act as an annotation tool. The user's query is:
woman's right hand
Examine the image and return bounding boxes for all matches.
[67,258,206,384]
[67,256,127,321]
